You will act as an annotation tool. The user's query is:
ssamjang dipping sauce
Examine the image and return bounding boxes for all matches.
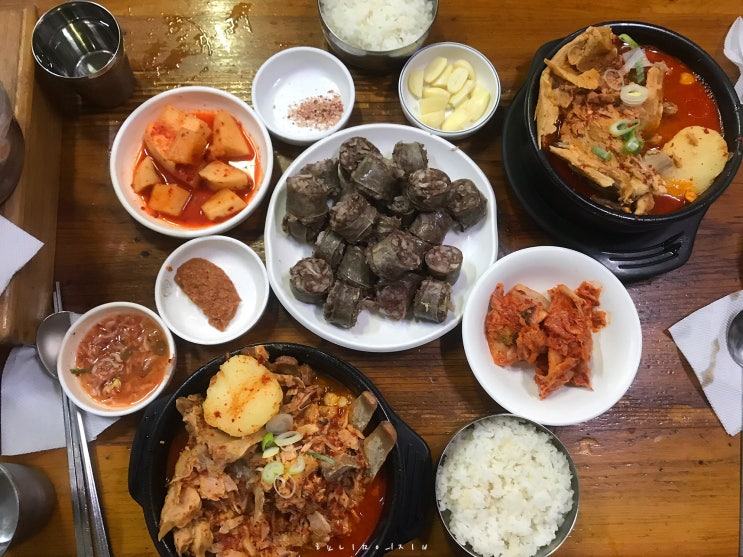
[73,312,171,408]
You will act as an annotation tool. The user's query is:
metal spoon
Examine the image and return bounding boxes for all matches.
[726,309,743,367]
[35,310,111,557]
[725,309,743,557]
[36,311,74,377]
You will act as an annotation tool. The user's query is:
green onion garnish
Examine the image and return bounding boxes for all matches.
[618,33,639,49]
[591,145,612,161]
[69,368,90,375]
[622,132,644,155]
[261,432,275,452]
[260,461,284,483]
[307,451,336,465]
[609,119,641,137]
[634,63,646,85]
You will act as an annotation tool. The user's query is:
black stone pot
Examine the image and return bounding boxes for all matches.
[522,21,743,233]
[128,342,432,557]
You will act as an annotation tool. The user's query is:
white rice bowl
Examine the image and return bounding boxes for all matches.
[319,0,435,52]
[435,415,577,557]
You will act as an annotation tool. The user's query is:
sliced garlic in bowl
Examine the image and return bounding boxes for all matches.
[399,42,501,140]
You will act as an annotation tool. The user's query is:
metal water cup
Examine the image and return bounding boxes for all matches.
[0,463,55,556]
[31,1,135,108]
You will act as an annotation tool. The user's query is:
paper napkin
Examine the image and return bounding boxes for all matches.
[668,291,743,436]
[0,215,43,295]
[1,344,119,455]
[724,16,743,102]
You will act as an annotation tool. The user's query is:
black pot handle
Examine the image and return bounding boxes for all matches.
[128,397,168,507]
[384,412,433,549]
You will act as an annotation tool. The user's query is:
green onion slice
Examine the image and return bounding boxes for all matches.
[622,131,644,154]
[609,119,641,137]
[618,33,639,49]
[591,145,612,161]
[634,63,646,85]
[307,451,336,465]
[620,83,648,106]
[261,432,275,452]
[274,431,303,447]
[70,368,91,375]
[288,455,306,475]
[261,461,284,484]
[262,446,280,459]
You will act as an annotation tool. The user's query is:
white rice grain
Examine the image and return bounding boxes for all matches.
[436,417,575,557]
[320,0,434,52]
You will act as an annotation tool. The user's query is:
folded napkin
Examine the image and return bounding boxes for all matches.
[724,16,743,102]
[0,215,43,295]
[669,291,743,436]
[1,344,119,456]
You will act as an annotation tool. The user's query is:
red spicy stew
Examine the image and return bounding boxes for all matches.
[547,45,723,215]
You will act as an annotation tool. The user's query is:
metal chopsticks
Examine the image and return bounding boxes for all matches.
[54,283,111,557]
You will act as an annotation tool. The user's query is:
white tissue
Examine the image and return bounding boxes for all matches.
[668,291,743,436]
[1,345,119,455]
[0,216,43,295]
[724,16,743,102]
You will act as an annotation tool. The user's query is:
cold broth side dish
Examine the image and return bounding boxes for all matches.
[535,26,728,215]
[159,346,394,557]
[485,281,607,399]
[72,312,171,407]
[132,104,262,228]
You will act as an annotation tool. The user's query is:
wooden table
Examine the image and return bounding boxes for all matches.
[1,1,741,556]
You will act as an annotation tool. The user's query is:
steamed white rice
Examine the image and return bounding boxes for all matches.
[320,0,434,52]
[435,417,575,557]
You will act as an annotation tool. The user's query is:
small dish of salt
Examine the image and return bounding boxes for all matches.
[252,46,355,146]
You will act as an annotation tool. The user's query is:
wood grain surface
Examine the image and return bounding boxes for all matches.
[0,1,741,556]
[0,5,61,344]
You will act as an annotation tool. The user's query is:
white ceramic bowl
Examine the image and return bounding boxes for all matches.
[154,235,269,345]
[57,302,176,417]
[399,42,500,140]
[252,47,355,146]
[264,123,498,352]
[110,86,274,238]
[461,246,642,425]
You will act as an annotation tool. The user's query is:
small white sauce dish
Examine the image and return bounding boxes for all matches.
[109,85,274,239]
[399,42,500,141]
[57,302,177,417]
[252,46,355,146]
[155,235,269,345]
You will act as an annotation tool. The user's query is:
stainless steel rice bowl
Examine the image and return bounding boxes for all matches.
[318,0,438,72]
[435,414,579,557]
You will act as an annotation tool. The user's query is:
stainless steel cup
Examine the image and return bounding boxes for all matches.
[31,1,135,108]
[0,463,55,556]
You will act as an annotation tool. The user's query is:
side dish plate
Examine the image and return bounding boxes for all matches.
[462,246,642,425]
[264,123,498,352]
[155,235,269,345]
